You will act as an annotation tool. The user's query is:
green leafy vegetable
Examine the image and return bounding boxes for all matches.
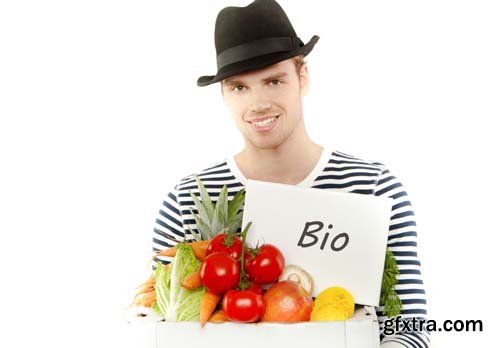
[152,301,161,316]
[380,249,402,318]
[155,243,205,321]
[155,261,171,318]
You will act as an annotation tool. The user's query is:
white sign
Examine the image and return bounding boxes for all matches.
[242,179,393,307]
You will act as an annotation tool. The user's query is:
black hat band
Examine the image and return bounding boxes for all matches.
[216,36,303,70]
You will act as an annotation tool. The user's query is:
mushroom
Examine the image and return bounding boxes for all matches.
[278,264,314,295]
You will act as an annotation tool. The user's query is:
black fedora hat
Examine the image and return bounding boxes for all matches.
[197,0,319,87]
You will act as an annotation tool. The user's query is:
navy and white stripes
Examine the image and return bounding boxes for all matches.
[152,149,429,347]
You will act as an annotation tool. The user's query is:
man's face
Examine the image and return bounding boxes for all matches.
[221,58,309,150]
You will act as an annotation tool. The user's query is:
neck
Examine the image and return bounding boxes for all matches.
[234,127,323,185]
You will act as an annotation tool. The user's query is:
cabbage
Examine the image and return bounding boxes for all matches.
[155,243,205,321]
[155,261,171,318]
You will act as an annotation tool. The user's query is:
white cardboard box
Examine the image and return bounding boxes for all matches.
[126,180,390,347]
[153,306,380,348]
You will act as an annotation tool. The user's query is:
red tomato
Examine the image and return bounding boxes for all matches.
[248,282,264,295]
[245,244,285,284]
[222,290,264,323]
[200,252,240,294]
[207,234,243,260]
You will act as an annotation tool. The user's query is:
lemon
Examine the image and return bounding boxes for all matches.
[312,287,354,320]
[310,303,349,321]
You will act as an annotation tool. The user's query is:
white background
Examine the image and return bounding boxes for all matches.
[1,1,498,347]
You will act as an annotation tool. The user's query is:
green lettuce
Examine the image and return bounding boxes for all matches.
[155,243,205,321]
[152,301,161,316]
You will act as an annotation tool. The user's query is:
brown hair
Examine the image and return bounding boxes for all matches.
[292,54,306,76]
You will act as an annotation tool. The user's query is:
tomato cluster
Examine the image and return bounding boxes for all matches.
[199,232,285,323]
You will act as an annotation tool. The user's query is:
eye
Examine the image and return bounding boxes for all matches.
[231,85,246,92]
[269,79,283,86]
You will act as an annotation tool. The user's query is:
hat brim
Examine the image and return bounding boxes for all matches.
[197,35,319,87]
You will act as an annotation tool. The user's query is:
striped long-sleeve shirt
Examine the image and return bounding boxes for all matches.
[152,149,430,348]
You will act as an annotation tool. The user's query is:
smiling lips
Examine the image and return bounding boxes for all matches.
[248,115,280,132]
[248,115,279,132]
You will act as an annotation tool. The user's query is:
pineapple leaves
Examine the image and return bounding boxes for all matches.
[226,210,243,234]
[211,185,228,237]
[188,192,211,226]
[188,207,211,241]
[187,175,246,240]
[186,225,202,242]
[195,175,215,220]
[228,188,245,224]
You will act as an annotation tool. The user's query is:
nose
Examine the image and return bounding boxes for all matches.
[250,90,272,114]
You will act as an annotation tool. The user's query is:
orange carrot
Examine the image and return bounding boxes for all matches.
[132,263,170,305]
[155,246,177,258]
[133,289,156,307]
[134,284,154,298]
[209,309,228,323]
[191,241,210,261]
[200,291,221,327]
[132,271,156,303]
[181,269,202,290]
[155,240,210,261]
[140,272,156,290]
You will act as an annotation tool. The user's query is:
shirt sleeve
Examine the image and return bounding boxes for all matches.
[374,166,431,348]
[152,183,185,270]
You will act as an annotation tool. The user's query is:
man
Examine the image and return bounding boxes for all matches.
[153,1,429,347]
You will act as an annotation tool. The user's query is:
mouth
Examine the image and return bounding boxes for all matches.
[247,115,280,132]
[248,115,280,132]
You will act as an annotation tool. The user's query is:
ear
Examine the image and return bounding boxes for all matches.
[299,63,309,97]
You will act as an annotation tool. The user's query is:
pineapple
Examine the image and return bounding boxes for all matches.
[187,175,245,241]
